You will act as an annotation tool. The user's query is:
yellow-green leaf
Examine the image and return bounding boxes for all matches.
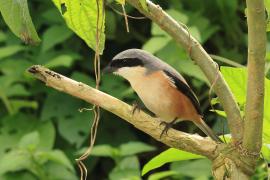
[142,148,203,176]
[221,67,270,144]
[51,0,105,54]
[116,0,125,5]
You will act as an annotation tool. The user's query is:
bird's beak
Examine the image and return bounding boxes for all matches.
[102,65,116,74]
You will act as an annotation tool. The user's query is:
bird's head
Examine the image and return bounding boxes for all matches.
[103,49,155,80]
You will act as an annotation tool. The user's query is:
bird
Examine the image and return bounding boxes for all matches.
[103,49,222,143]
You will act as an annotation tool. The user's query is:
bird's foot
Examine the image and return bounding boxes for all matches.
[159,118,177,138]
[131,101,141,115]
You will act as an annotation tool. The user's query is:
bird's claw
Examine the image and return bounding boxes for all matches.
[159,118,177,139]
[159,121,172,139]
[131,101,141,115]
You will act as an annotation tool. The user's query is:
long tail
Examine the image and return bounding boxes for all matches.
[195,118,223,143]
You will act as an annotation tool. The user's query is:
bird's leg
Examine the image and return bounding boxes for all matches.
[131,101,142,115]
[159,118,178,138]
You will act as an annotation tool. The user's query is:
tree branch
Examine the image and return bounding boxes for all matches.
[243,0,266,153]
[27,65,218,159]
[126,0,243,143]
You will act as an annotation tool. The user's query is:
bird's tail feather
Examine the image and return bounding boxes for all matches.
[195,118,223,143]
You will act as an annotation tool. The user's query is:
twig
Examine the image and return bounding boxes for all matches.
[121,4,130,32]
[243,0,266,154]
[126,0,244,144]
[210,54,245,68]
[107,3,146,19]
[27,65,218,159]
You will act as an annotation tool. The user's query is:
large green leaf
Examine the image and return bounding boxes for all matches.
[51,0,105,54]
[0,0,40,44]
[142,148,203,175]
[221,67,270,144]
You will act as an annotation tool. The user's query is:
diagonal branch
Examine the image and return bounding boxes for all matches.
[126,0,243,143]
[27,65,218,159]
[243,0,266,153]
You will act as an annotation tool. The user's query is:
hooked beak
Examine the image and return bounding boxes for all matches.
[102,65,116,74]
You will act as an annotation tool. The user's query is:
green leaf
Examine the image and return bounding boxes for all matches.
[1,171,36,180]
[6,84,30,97]
[41,25,73,52]
[18,131,40,151]
[148,170,178,180]
[0,150,31,175]
[142,148,203,175]
[36,121,56,151]
[0,31,6,42]
[9,100,38,114]
[265,0,270,31]
[90,144,119,157]
[261,143,270,160]
[221,67,270,144]
[119,141,156,156]
[0,58,32,76]
[220,67,247,105]
[170,159,212,178]
[116,0,125,5]
[166,9,188,24]
[35,150,74,171]
[45,54,77,68]
[143,36,171,54]
[51,0,105,54]
[41,92,93,148]
[0,45,25,59]
[109,156,141,180]
[0,114,55,157]
[0,0,40,44]
[44,162,78,180]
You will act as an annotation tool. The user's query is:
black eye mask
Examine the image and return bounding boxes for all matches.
[110,58,144,68]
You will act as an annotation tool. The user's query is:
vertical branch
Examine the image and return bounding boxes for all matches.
[243,0,266,153]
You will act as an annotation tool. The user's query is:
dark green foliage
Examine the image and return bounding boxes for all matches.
[0,0,269,179]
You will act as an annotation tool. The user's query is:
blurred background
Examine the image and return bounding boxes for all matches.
[0,0,268,179]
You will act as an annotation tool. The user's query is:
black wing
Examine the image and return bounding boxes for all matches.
[163,70,202,115]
